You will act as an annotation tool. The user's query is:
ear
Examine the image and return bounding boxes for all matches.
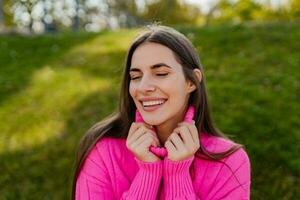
[186,69,202,93]
[193,68,202,83]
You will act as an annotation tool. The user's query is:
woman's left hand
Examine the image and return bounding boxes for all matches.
[164,121,200,161]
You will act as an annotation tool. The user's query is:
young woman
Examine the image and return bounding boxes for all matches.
[72,25,251,200]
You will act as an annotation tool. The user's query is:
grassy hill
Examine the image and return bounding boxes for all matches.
[0,22,299,199]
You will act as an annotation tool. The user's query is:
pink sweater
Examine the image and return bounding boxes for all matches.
[75,132,251,200]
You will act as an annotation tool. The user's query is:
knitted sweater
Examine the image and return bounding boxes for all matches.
[75,132,251,200]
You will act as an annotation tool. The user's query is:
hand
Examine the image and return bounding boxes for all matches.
[164,121,200,161]
[126,122,162,163]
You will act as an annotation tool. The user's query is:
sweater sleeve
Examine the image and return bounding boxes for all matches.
[163,148,251,200]
[163,155,198,200]
[75,140,163,200]
[121,157,163,199]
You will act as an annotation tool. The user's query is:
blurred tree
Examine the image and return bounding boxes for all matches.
[214,0,263,24]
[290,0,300,18]
[72,0,80,31]
[216,0,235,22]
[3,0,13,27]
[235,0,262,21]
[9,0,78,33]
[3,0,299,33]
[140,0,201,25]
[112,0,144,27]
[0,0,3,28]
[203,0,300,25]
[203,0,219,26]
[10,0,38,33]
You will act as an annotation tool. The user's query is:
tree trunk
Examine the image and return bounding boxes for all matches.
[204,3,219,26]
[72,0,80,31]
[0,0,4,29]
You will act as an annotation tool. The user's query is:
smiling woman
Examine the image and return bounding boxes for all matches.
[72,25,251,200]
[129,42,202,145]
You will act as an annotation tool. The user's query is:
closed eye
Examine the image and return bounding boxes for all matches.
[130,76,140,80]
[130,73,168,80]
[156,73,168,76]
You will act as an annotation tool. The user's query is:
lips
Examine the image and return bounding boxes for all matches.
[137,97,167,112]
[140,100,167,112]
[142,99,166,107]
[139,97,167,102]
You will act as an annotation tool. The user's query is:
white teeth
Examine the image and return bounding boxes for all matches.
[142,100,165,107]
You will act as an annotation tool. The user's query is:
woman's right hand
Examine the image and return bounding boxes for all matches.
[126,122,161,163]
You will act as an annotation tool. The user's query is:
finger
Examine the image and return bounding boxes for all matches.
[128,122,146,138]
[145,132,160,146]
[172,127,184,141]
[135,137,159,155]
[133,132,159,148]
[136,127,159,146]
[175,126,194,146]
[168,132,185,150]
[183,120,195,125]
[178,122,199,144]
[128,126,156,147]
[135,123,156,138]
[128,122,139,139]
[143,123,154,130]
[131,133,150,149]
[127,125,146,144]
[134,136,154,155]
[188,124,200,145]
[165,139,177,153]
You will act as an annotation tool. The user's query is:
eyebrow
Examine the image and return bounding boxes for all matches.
[129,63,172,72]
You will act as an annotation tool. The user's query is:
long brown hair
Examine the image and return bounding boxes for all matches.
[71,25,243,199]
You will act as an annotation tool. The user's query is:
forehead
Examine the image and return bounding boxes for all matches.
[130,42,182,71]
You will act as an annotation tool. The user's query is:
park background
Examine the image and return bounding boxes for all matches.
[0,0,299,199]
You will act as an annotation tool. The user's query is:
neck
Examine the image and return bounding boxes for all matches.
[154,104,188,145]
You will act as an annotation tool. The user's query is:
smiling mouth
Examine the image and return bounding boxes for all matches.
[141,99,167,107]
[138,99,167,111]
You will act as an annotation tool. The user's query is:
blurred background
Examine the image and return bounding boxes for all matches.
[0,0,299,199]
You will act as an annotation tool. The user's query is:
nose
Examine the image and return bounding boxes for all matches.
[138,75,156,93]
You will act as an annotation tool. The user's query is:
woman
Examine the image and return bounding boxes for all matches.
[72,25,251,200]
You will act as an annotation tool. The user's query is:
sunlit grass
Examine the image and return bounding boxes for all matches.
[0,66,111,153]
[0,23,299,199]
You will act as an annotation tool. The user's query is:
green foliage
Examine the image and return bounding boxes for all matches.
[0,22,299,199]
[140,0,201,25]
[206,0,300,26]
[290,0,300,17]
[2,0,14,26]
[214,0,263,22]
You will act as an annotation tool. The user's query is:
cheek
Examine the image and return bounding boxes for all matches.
[129,83,138,101]
[168,83,189,104]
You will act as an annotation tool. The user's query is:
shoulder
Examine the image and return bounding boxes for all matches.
[200,132,250,168]
[195,133,251,197]
[95,137,125,149]
[201,132,245,153]
[91,137,128,159]
[82,137,127,171]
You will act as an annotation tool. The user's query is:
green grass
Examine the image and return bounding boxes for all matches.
[0,22,299,199]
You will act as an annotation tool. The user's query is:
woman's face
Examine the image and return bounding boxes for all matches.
[129,42,195,125]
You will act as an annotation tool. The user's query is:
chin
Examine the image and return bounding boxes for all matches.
[142,117,165,126]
